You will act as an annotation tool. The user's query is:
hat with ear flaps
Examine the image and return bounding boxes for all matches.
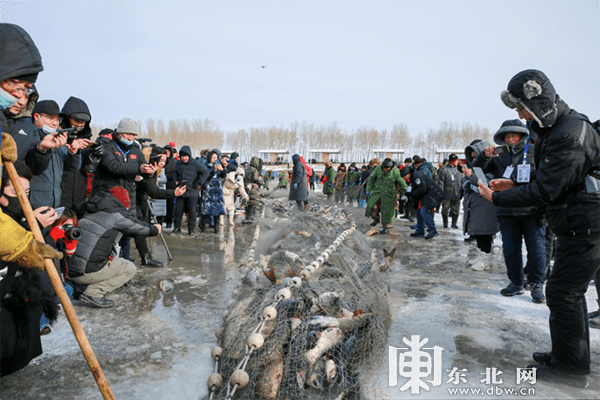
[501,69,558,128]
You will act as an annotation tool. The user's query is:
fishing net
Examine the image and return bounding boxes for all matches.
[206,199,392,400]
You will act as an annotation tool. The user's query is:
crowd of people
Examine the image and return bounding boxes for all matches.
[1,22,599,390]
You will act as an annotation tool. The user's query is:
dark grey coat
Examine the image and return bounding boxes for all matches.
[288,154,308,202]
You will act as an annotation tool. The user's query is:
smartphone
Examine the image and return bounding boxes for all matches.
[54,127,75,136]
[179,180,188,188]
[493,145,510,155]
[473,167,488,186]
[54,206,65,219]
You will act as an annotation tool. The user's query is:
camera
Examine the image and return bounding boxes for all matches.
[66,134,77,145]
[137,138,152,143]
[62,224,82,240]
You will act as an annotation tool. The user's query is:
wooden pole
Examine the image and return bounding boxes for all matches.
[4,160,116,400]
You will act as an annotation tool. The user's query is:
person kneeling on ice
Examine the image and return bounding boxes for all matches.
[70,186,161,308]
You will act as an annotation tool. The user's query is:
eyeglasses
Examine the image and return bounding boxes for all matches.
[69,117,86,126]
[40,113,61,122]
[1,79,35,97]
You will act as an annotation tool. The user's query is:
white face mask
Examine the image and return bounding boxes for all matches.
[0,87,18,110]
[42,124,56,135]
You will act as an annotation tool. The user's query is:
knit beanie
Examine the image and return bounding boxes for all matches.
[109,186,130,209]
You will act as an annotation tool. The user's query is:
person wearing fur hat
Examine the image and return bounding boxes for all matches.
[479,69,600,387]
[473,119,546,304]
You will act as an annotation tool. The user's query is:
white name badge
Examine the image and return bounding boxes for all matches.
[407,185,412,193]
[517,164,531,183]
[502,166,514,179]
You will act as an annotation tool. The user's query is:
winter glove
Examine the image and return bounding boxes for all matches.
[82,143,104,174]
[1,132,18,163]
[293,183,298,189]
[14,239,64,271]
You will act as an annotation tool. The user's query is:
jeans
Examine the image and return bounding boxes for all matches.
[421,208,437,234]
[497,215,546,286]
[415,208,436,234]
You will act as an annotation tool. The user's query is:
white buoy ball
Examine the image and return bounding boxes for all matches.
[277,288,292,300]
[328,245,336,252]
[211,347,223,360]
[316,256,324,264]
[262,306,277,320]
[300,270,310,279]
[322,252,330,261]
[310,261,319,268]
[248,333,265,349]
[291,277,302,287]
[306,265,315,273]
[208,373,223,390]
[231,369,250,387]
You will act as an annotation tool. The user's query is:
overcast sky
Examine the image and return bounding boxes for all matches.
[2,0,599,137]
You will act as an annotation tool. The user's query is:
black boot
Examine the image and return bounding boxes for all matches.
[451,214,459,229]
[370,214,380,227]
[214,217,220,233]
[199,216,206,232]
[442,215,448,229]
[141,254,164,268]
[242,206,254,224]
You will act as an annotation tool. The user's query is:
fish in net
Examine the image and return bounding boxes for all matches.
[207,201,394,400]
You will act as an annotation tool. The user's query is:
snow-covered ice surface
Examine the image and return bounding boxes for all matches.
[1,187,599,400]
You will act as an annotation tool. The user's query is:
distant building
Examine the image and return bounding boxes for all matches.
[258,150,290,164]
[373,149,405,162]
[309,149,341,163]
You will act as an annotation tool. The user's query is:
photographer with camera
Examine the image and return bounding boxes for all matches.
[71,186,161,308]
[59,96,98,218]
[27,100,91,210]
[135,145,186,266]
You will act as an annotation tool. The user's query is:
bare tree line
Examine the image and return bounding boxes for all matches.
[92,118,492,163]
